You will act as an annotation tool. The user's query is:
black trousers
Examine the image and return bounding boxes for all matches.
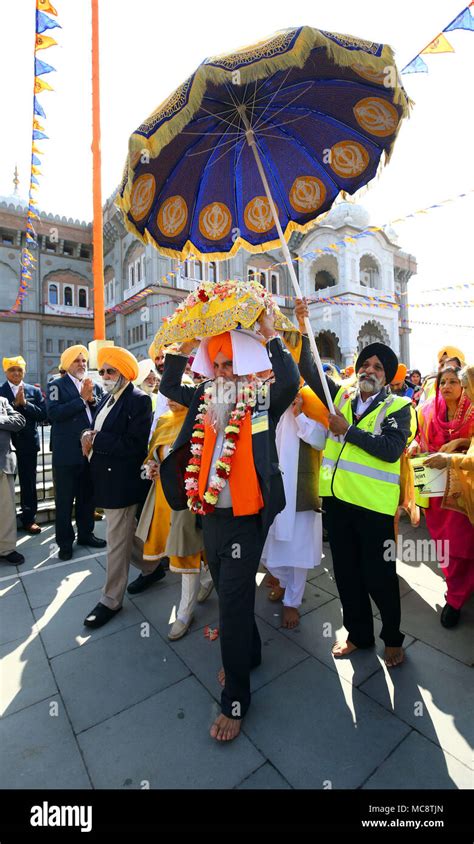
[53,462,95,550]
[16,449,38,527]
[324,497,404,648]
[202,509,266,720]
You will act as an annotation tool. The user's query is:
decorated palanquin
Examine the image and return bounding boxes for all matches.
[149,278,298,354]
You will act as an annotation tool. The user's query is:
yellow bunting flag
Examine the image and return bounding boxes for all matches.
[31,144,43,155]
[33,119,45,131]
[421,34,455,54]
[31,166,42,175]
[34,77,54,93]
[36,0,58,14]
[35,34,58,50]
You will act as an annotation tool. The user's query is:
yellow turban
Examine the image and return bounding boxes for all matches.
[3,355,26,372]
[97,346,139,382]
[437,346,465,365]
[60,345,89,372]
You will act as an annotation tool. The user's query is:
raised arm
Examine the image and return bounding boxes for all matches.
[0,401,26,432]
[159,349,197,408]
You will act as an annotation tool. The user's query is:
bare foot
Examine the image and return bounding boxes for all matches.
[210,713,241,742]
[268,585,285,603]
[384,646,404,667]
[262,572,280,589]
[282,606,300,629]
[217,667,225,687]
[332,639,358,657]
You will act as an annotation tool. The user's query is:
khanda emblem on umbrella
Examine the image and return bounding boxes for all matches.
[158,195,188,237]
[329,140,370,178]
[353,97,399,137]
[289,177,327,213]
[199,202,232,240]
[244,197,278,233]
[130,173,156,222]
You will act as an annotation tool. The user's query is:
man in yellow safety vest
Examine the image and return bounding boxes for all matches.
[295,300,415,668]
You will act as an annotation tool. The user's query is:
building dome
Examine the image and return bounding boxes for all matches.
[325,201,370,231]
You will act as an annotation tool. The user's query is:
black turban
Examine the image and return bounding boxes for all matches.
[355,343,398,384]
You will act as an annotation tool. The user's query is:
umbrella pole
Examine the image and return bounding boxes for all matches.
[239,108,335,413]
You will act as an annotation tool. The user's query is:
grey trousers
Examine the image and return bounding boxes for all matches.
[101,504,159,610]
[0,471,17,556]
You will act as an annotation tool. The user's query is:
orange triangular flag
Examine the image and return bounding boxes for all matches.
[34,77,54,94]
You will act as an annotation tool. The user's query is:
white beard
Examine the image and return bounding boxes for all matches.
[205,375,254,432]
[358,373,384,395]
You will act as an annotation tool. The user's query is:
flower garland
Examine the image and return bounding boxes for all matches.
[184,382,258,515]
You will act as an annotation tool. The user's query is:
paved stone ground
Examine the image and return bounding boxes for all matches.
[0,516,472,790]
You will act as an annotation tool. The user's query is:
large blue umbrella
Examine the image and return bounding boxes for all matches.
[117,26,410,409]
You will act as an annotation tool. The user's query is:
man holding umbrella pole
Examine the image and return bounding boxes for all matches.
[295,298,414,668]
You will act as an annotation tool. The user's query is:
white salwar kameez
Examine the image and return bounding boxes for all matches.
[262,409,326,608]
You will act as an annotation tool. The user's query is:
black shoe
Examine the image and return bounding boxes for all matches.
[440,603,461,629]
[58,548,73,561]
[0,551,25,565]
[160,556,170,571]
[77,535,106,549]
[127,566,166,594]
[83,602,122,629]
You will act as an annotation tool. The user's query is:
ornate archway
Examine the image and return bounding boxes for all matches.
[357,320,390,351]
[316,329,342,365]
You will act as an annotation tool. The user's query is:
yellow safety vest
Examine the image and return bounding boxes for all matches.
[320,387,414,516]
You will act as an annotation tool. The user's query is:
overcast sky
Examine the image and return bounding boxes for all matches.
[2,0,473,372]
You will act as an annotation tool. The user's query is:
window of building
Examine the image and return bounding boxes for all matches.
[0,229,15,245]
[247,268,255,282]
[78,288,87,308]
[49,284,58,304]
[46,338,53,353]
[58,339,66,353]
[45,237,57,253]
[129,265,135,287]
[63,241,74,256]
[141,255,146,282]
[315,270,336,291]
[270,272,279,295]
[136,259,141,283]
[127,328,131,346]
[208,262,217,283]
[80,245,91,259]
[64,286,73,306]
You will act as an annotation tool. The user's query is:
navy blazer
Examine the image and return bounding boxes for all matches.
[159,337,300,534]
[46,374,104,467]
[89,383,152,509]
[0,381,47,453]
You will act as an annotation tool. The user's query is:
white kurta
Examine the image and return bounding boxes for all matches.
[262,409,325,582]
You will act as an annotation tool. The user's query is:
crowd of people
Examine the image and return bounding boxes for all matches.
[0,309,472,742]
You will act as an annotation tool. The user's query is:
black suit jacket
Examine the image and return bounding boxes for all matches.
[89,383,152,509]
[159,337,300,534]
[46,374,104,467]
[0,381,47,453]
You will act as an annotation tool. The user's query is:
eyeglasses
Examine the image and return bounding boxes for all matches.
[98,368,118,376]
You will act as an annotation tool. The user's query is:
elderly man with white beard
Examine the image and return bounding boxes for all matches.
[159,313,300,742]
[295,299,416,669]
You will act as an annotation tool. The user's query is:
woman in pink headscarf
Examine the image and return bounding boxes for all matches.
[411,365,474,627]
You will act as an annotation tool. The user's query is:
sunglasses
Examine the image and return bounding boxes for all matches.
[98,368,118,376]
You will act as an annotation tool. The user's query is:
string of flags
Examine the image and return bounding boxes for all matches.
[400,281,474,296]
[401,2,474,74]
[259,188,474,275]
[10,1,60,315]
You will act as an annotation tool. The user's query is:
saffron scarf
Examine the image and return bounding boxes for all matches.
[198,411,264,516]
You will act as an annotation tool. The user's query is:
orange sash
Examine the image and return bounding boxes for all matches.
[198,412,264,516]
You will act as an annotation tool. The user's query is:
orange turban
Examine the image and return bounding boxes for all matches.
[60,344,88,372]
[392,363,407,384]
[207,332,233,363]
[97,346,139,381]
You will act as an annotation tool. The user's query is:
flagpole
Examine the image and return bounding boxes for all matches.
[239,106,335,414]
[91,0,105,340]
